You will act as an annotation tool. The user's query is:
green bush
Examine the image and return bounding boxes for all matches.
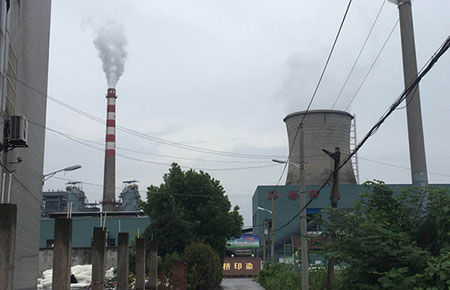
[256,263,301,290]
[256,263,343,290]
[183,241,222,290]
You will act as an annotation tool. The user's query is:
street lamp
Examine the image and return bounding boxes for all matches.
[257,206,272,214]
[257,205,275,264]
[42,164,82,183]
[272,159,302,169]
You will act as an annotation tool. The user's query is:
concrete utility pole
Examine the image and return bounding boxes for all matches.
[263,219,267,263]
[271,195,275,264]
[299,125,309,290]
[324,147,340,290]
[396,0,428,187]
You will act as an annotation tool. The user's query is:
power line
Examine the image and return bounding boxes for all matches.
[305,14,400,157]
[46,130,270,164]
[332,0,387,109]
[358,156,450,178]
[344,18,399,111]
[0,162,41,205]
[275,35,450,232]
[10,74,284,160]
[28,119,280,172]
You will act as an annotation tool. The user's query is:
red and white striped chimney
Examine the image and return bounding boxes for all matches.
[102,88,117,211]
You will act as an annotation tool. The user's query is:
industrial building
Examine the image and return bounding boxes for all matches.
[253,110,448,264]
[252,183,450,264]
[40,180,148,248]
[0,1,52,289]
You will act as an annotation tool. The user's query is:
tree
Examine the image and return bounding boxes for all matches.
[319,181,450,289]
[141,163,243,258]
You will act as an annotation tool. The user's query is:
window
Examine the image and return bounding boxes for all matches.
[46,239,54,248]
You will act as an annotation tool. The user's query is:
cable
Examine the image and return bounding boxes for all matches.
[275,35,450,232]
[344,19,399,111]
[303,15,400,159]
[0,162,41,204]
[10,74,284,160]
[41,129,270,164]
[358,156,450,178]
[332,0,387,109]
[28,118,280,171]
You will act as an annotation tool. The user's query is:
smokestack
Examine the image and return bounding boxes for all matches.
[102,88,117,211]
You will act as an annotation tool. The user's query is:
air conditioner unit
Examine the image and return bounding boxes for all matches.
[8,115,28,147]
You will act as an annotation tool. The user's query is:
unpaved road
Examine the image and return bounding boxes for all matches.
[221,278,265,289]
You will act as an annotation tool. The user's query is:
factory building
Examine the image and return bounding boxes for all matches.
[252,183,450,264]
[40,180,147,248]
[252,110,448,264]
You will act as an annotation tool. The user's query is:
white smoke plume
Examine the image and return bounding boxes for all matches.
[93,21,128,88]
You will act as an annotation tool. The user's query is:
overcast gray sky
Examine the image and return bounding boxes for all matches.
[44,0,450,226]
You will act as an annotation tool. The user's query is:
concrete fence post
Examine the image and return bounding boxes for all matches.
[52,218,72,290]
[117,233,129,290]
[0,204,17,290]
[173,261,187,290]
[135,238,146,290]
[92,227,107,290]
[148,240,158,290]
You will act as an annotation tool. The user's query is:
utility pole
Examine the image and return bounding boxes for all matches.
[271,196,275,264]
[299,124,309,290]
[263,219,267,263]
[323,147,340,290]
[395,0,428,188]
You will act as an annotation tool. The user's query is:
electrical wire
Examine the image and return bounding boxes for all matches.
[0,162,41,204]
[332,0,387,109]
[10,74,285,160]
[358,156,450,178]
[28,119,279,172]
[344,18,399,111]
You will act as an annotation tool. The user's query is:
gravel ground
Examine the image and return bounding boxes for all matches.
[221,278,265,289]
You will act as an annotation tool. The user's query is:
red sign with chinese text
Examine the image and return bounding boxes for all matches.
[223,257,262,276]
[268,190,278,200]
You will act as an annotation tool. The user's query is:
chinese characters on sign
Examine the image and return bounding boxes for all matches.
[288,190,299,200]
[223,262,254,271]
[223,257,262,276]
[268,190,278,200]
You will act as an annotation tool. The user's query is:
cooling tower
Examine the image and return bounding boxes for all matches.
[102,88,117,211]
[284,110,356,186]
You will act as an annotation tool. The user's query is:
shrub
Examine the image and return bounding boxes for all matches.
[256,263,343,290]
[183,241,222,290]
[256,263,301,290]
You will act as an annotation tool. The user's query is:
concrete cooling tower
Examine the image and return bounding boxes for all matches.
[284,110,356,186]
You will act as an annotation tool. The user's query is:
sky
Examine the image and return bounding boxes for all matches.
[44,0,450,226]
